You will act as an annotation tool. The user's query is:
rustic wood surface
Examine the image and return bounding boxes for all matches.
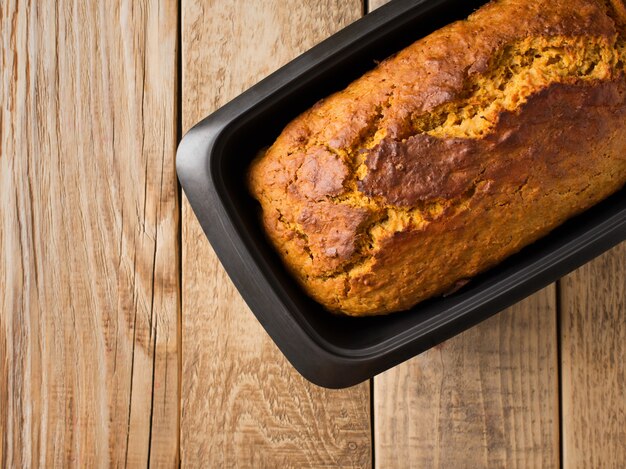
[374,289,560,469]
[0,0,179,467]
[180,1,371,468]
[560,243,626,469]
[367,0,389,9]
[1,0,625,468]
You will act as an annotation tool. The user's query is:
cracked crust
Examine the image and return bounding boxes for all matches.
[248,0,626,316]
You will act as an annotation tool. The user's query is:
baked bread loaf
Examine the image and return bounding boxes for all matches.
[248,0,626,316]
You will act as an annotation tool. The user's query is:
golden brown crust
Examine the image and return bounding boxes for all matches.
[359,81,626,206]
[248,0,626,316]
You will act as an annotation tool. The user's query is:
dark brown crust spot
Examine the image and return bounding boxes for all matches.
[358,136,479,205]
[291,146,348,200]
[298,201,370,263]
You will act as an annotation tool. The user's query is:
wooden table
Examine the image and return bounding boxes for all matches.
[1,1,624,467]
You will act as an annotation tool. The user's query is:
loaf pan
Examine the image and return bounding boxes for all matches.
[176,0,626,388]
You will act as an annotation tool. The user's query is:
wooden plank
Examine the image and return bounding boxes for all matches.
[370,0,558,466]
[560,242,626,468]
[367,0,388,11]
[375,288,560,468]
[180,1,372,467]
[0,1,179,467]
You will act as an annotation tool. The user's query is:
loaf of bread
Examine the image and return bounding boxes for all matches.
[248,0,626,316]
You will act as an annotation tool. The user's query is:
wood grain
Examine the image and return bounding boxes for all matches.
[2,0,623,467]
[180,1,371,468]
[367,0,388,11]
[374,288,560,468]
[0,1,179,467]
[560,242,626,469]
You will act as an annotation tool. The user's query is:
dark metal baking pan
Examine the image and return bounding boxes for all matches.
[176,0,626,388]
